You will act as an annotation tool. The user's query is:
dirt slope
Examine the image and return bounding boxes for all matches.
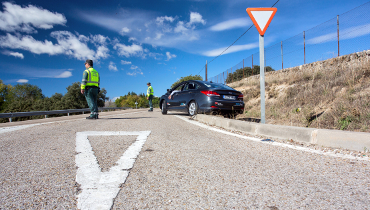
[228,50,370,132]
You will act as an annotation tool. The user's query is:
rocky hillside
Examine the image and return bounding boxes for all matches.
[229,50,370,132]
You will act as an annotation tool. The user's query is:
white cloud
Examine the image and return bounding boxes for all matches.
[209,18,250,31]
[121,60,131,65]
[166,52,176,61]
[127,65,143,76]
[0,2,66,33]
[202,43,258,57]
[90,34,109,45]
[149,52,163,60]
[81,9,205,49]
[174,21,188,33]
[120,27,131,35]
[0,31,110,60]
[0,33,64,55]
[55,71,72,78]
[128,37,137,42]
[17,79,28,83]
[3,51,24,59]
[187,12,206,26]
[307,23,370,45]
[109,61,118,71]
[51,31,97,60]
[114,43,144,58]
[156,16,175,25]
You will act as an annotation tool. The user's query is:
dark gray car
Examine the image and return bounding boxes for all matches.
[159,80,244,116]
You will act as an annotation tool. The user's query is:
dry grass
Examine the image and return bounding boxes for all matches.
[230,51,370,132]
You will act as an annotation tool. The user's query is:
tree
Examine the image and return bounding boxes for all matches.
[0,80,13,112]
[225,65,275,83]
[171,75,203,88]
[2,83,44,113]
[12,83,44,100]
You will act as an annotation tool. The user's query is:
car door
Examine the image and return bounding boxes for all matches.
[179,82,197,110]
[168,83,185,109]
[171,82,188,111]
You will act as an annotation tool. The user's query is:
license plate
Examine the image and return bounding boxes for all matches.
[223,95,235,100]
[235,103,241,106]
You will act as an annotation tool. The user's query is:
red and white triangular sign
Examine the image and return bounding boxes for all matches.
[246,8,277,36]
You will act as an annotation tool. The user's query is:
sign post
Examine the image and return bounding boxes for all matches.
[246,8,277,124]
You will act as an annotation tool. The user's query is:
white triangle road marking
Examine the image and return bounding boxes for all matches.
[75,131,151,210]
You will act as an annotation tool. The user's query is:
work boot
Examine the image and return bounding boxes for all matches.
[86,116,96,120]
[95,114,99,119]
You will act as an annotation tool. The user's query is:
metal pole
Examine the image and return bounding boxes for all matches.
[243,59,245,78]
[252,54,254,76]
[259,35,265,124]
[231,67,233,83]
[337,15,340,57]
[226,70,228,84]
[304,31,306,64]
[205,60,208,81]
[223,72,225,84]
[281,41,283,69]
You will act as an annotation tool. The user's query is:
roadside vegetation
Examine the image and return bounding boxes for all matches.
[0,81,108,122]
[229,52,370,132]
[114,92,160,109]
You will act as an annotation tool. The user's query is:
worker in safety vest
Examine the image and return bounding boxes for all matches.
[146,82,154,112]
[81,59,100,119]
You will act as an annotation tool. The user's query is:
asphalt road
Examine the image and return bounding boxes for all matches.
[0,109,369,209]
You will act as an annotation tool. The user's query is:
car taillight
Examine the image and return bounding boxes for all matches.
[238,94,243,100]
[201,90,220,97]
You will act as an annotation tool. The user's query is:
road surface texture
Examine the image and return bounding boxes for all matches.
[0,109,369,209]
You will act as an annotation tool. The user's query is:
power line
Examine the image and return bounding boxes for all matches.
[198,0,280,76]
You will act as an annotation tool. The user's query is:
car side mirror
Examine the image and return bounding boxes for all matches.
[167,89,171,93]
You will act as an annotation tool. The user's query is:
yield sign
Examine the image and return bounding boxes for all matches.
[246,8,277,36]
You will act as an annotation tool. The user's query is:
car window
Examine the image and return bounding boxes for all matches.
[174,84,184,91]
[184,82,198,91]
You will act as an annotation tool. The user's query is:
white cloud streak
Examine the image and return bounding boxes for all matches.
[307,23,370,45]
[17,79,28,83]
[209,18,250,31]
[121,60,132,65]
[0,2,66,33]
[2,50,24,58]
[202,43,258,57]
[55,71,72,78]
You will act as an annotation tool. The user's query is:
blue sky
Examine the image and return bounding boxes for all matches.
[0,0,369,101]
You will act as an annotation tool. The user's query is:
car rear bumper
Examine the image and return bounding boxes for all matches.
[198,100,244,113]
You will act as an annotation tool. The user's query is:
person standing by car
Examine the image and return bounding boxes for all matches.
[147,82,154,111]
[81,59,100,119]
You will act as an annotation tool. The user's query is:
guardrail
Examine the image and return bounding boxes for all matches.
[0,107,131,122]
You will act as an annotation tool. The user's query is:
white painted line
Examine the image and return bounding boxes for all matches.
[0,111,145,134]
[75,131,151,210]
[175,115,370,161]
[0,124,37,134]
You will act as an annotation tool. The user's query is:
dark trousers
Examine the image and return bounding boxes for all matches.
[148,95,153,110]
[85,87,99,116]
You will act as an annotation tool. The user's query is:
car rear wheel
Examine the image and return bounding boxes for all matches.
[188,101,198,116]
[161,100,167,115]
